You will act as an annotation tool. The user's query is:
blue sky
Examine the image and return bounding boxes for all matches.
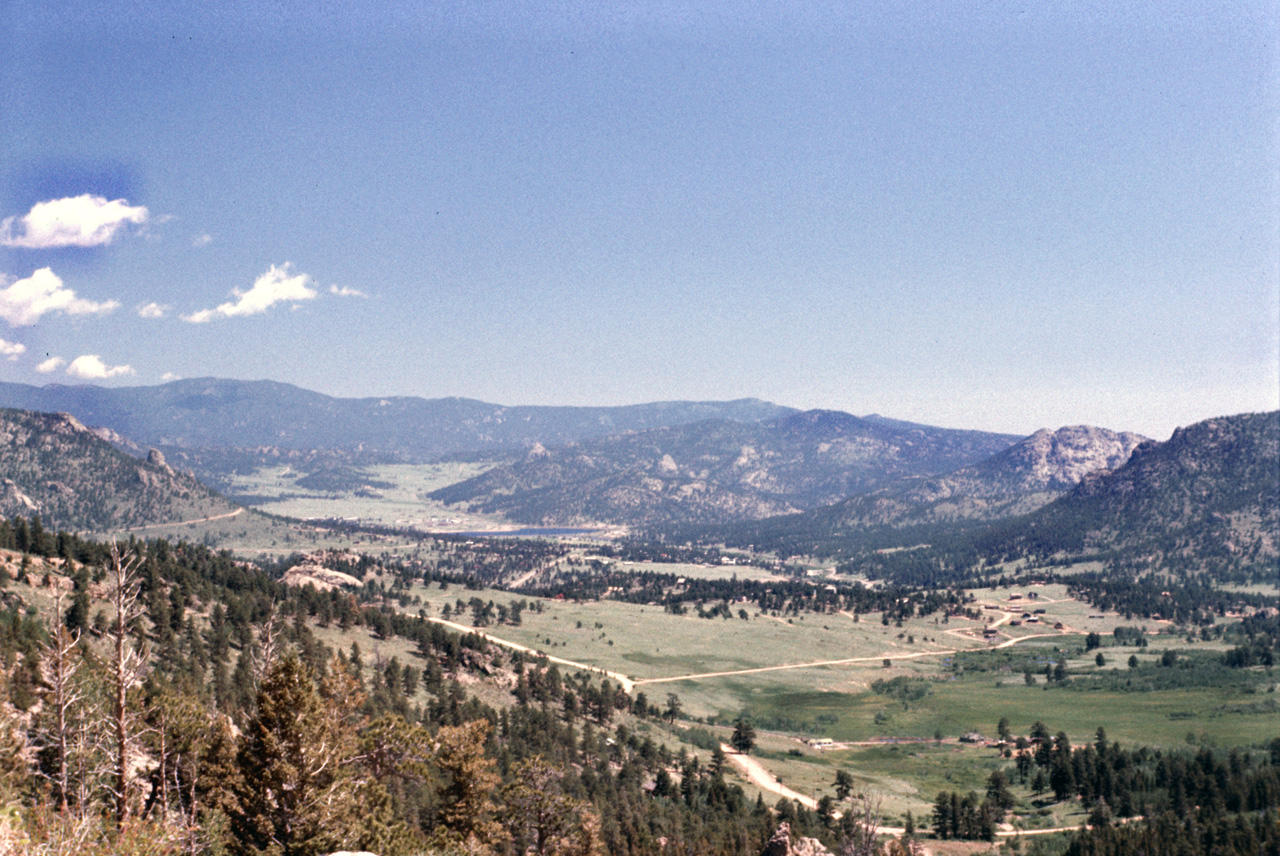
[1,1,1276,438]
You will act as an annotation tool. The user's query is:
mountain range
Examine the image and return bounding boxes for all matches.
[429,410,1024,525]
[730,411,1278,582]
[0,379,793,460]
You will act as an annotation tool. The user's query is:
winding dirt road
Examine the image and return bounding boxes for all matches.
[418,615,636,692]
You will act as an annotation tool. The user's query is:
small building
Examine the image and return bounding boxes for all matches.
[960,732,985,744]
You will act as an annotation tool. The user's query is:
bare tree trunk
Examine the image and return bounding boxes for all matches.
[40,590,83,814]
[838,793,884,856]
[107,543,148,830]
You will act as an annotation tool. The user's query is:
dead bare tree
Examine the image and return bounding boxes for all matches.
[251,601,284,694]
[838,792,885,856]
[106,542,149,830]
[39,589,85,814]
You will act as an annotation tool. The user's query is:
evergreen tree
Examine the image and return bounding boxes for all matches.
[731,718,756,754]
[231,651,362,856]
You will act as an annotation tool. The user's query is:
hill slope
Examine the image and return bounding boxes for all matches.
[430,410,1023,526]
[0,408,239,532]
[0,378,794,460]
[1030,410,1280,565]
[802,424,1149,530]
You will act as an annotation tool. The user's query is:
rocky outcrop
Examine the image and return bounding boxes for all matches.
[280,563,363,592]
[778,424,1150,533]
[761,823,833,856]
[147,447,176,475]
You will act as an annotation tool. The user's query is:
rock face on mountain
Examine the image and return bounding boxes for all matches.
[751,425,1149,536]
[0,408,238,532]
[1040,411,1280,563]
[429,410,1022,526]
[973,425,1150,493]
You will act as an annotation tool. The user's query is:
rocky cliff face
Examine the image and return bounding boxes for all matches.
[982,425,1149,492]
[790,424,1150,532]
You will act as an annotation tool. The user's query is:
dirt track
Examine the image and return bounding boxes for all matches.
[418,615,636,692]
[124,507,245,530]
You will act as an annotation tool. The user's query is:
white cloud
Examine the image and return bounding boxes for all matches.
[183,263,318,323]
[137,302,170,319]
[0,268,120,326]
[330,284,367,298]
[193,233,213,247]
[0,194,149,249]
[65,354,135,380]
[37,356,65,374]
[0,339,25,361]
[161,371,181,381]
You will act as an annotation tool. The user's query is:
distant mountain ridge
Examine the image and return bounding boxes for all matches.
[429,410,1023,526]
[0,379,795,460]
[0,408,238,532]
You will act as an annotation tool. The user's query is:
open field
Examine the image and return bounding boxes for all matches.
[220,462,507,531]
[99,506,428,558]
[615,559,789,583]
[392,573,1278,759]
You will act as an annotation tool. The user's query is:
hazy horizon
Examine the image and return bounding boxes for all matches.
[2,1,1276,439]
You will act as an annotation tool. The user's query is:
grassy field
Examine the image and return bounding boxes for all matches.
[219,462,506,531]
[100,506,430,559]
[398,573,1279,757]
[616,560,789,583]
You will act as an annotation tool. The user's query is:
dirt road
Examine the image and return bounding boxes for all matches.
[418,615,636,692]
[631,648,959,687]
[721,745,821,811]
[125,507,245,530]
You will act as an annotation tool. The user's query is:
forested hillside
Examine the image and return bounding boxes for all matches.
[0,408,238,532]
[721,425,1146,545]
[430,410,1022,526]
[725,412,1278,588]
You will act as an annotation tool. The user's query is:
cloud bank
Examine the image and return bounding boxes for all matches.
[0,194,149,248]
[36,357,64,374]
[65,355,135,379]
[183,263,318,323]
[137,302,170,319]
[0,268,120,326]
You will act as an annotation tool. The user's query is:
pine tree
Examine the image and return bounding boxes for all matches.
[731,718,756,754]
[500,757,605,856]
[231,651,362,856]
[429,719,505,854]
